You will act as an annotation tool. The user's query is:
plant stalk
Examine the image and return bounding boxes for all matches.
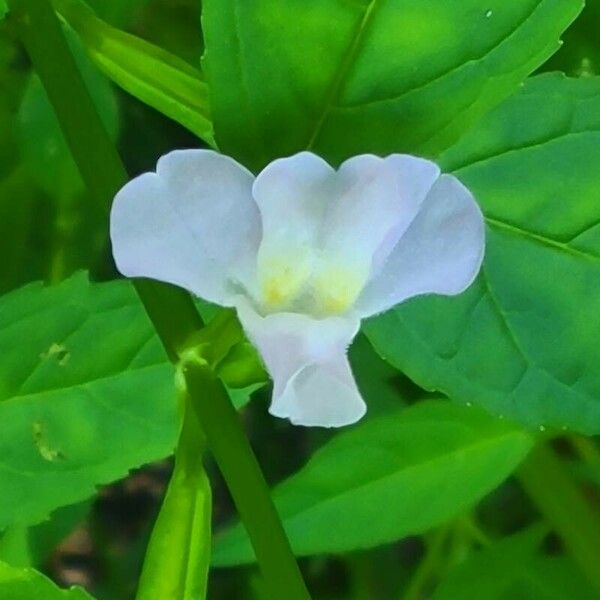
[517,442,600,593]
[183,358,310,600]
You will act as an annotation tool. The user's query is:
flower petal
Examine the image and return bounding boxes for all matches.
[110,149,260,305]
[324,154,440,262]
[312,154,440,314]
[252,152,334,309]
[235,299,365,427]
[356,174,485,317]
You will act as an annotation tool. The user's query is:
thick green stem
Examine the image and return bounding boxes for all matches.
[517,443,600,593]
[8,0,309,596]
[183,358,310,600]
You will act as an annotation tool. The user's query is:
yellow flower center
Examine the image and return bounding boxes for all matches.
[259,252,366,316]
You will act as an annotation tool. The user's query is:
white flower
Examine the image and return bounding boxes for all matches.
[110,151,484,427]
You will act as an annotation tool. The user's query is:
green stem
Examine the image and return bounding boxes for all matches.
[182,358,310,600]
[517,443,600,593]
[457,514,491,549]
[402,525,449,600]
[8,0,309,596]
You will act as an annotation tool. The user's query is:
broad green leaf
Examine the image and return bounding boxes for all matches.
[0,561,94,599]
[53,0,215,147]
[365,74,600,434]
[0,272,254,529]
[202,0,582,171]
[0,527,31,569]
[212,401,533,564]
[0,273,176,529]
[433,527,596,600]
[0,1,6,20]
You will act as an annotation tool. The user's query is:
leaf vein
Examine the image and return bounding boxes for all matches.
[331,0,544,111]
[306,0,380,149]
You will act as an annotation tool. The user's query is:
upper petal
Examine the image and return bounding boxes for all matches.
[252,152,335,310]
[312,154,440,314]
[356,174,485,317]
[110,149,260,305]
[235,298,365,427]
[323,154,440,263]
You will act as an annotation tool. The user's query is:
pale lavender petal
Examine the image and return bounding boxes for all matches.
[356,174,485,316]
[235,298,365,427]
[110,149,260,305]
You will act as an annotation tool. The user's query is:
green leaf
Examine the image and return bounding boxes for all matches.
[0,1,7,20]
[0,272,255,529]
[53,0,215,147]
[349,333,411,417]
[0,273,176,529]
[0,561,95,599]
[202,0,582,171]
[432,527,596,600]
[364,74,600,434]
[212,400,533,564]
[27,501,91,567]
[0,528,31,569]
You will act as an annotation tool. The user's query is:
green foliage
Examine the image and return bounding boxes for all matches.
[0,272,177,528]
[432,527,597,599]
[0,272,253,530]
[212,401,533,564]
[0,34,27,181]
[17,29,119,199]
[349,333,410,417]
[3,0,600,596]
[0,29,111,292]
[0,560,95,599]
[202,0,582,171]
[54,0,214,146]
[0,34,37,292]
[0,501,90,569]
[365,74,600,435]
[85,0,148,28]
[0,167,41,294]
